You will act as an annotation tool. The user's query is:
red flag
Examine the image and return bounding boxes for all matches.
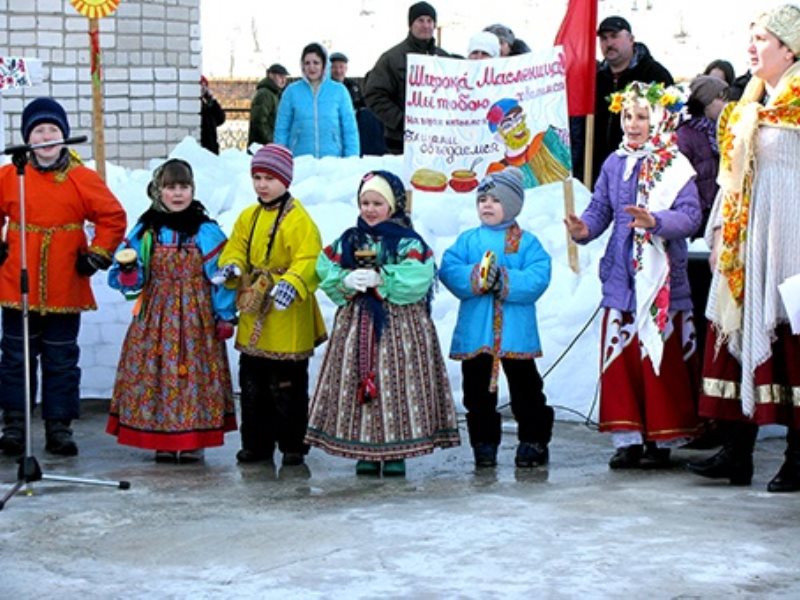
[554,0,598,116]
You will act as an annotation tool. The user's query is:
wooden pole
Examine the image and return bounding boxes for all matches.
[563,177,580,274]
[89,17,106,181]
[582,114,594,191]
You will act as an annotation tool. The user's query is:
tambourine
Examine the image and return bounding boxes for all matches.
[478,250,496,292]
[115,248,138,270]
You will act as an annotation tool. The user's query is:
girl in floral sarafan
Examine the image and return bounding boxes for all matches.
[564,81,702,469]
[107,159,237,463]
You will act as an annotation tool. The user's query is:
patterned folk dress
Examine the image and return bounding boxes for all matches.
[306,232,460,461]
[107,226,237,451]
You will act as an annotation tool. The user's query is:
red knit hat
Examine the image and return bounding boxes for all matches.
[251,144,294,187]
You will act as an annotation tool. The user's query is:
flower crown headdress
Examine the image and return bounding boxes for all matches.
[608,81,687,115]
[609,81,689,144]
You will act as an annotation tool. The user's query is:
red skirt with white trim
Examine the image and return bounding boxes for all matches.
[598,309,699,441]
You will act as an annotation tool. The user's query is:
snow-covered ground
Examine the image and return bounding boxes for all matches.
[80,137,603,421]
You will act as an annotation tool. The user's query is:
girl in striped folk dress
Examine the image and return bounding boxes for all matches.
[306,170,460,476]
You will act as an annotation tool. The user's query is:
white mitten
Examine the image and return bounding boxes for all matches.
[343,269,374,292]
[359,269,383,288]
[270,280,297,311]
[210,264,241,285]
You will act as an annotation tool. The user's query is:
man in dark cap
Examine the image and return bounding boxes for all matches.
[590,15,673,182]
[364,1,450,154]
[247,63,289,151]
[330,52,365,111]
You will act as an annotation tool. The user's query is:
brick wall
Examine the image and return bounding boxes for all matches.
[0,0,201,168]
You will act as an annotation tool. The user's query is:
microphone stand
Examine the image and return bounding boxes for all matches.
[0,138,129,510]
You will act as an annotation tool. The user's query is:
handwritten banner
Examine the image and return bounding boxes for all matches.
[403,49,572,192]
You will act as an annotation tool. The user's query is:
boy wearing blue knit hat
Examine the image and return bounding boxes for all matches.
[0,97,126,457]
[440,167,554,468]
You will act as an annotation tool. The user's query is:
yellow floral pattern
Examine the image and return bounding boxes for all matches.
[717,74,800,307]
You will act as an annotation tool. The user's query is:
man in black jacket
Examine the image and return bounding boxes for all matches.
[364,1,450,154]
[330,52,366,110]
[591,16,673,183]
[200,76,226,154]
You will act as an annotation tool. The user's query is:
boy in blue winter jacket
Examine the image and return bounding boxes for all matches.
[440,167,554,468]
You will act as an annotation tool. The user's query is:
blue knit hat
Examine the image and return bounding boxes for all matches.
[21,97,70,142]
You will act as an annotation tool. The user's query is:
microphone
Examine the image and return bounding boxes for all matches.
[3,135,89,156]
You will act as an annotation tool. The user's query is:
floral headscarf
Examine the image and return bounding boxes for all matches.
[609,81,696,373]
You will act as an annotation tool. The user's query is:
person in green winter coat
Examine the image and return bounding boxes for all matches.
[247,63,289,150]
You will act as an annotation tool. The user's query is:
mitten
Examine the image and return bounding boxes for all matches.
[210,264,242,285]
[343,269,368,292]
[76,252,112,277]
[359,269,383,289]
[271,280,297,311]
[215,320,235,340]
[0,240,8,267]
[118,269,140,288]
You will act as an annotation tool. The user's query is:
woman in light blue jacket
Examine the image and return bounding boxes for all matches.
[274,43,360,158]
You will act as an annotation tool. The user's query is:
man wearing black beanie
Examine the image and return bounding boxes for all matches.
[408,1,436,26]
[364,1,450,155]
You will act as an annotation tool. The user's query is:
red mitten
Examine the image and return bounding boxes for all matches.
[215,320,235,340]
[119,270,139,287]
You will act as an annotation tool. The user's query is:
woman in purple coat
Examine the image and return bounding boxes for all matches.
[565,81,702,469]
[677,75,729,236]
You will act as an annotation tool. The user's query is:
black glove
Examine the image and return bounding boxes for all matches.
[0,240,8,267]
[76,251,112,277]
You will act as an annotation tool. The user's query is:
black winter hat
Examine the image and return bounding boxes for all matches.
[329,52,348,63]
[597,16,632,35]
[408,1,436,26]
[21,97,70,142]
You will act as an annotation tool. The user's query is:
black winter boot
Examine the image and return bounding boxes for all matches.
[45,420,78,456]
[608,444,643,469]
[515,442,549,468]
[640,441,671,469]
[686,421,757,485]
[473,443,498,467]
[0,411,25,457]
[767,429,800,493]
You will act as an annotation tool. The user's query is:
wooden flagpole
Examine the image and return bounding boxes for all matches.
[583,114,595,190]
[69,0,120,180]
[563,177,580,273]
[89,17,106,181]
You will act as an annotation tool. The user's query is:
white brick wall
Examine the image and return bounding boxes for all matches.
[1,0,202,169]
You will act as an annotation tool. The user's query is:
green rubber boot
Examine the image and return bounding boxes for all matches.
[355,460,380,475]
[382,459,406,477]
